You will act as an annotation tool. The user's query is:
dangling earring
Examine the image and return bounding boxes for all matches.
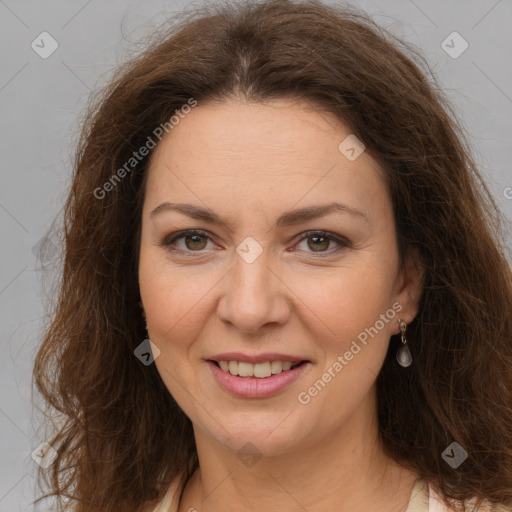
[396,318,412,367]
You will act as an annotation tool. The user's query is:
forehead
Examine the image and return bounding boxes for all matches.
[150,98,357,168]
[143,98,389,225]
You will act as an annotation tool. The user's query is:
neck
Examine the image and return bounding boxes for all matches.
[179,402,419,512]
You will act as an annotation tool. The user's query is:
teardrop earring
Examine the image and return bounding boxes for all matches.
[396,318,412,368]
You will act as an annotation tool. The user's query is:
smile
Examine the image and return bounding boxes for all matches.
[207,360,310,398]
[213,360,303,378]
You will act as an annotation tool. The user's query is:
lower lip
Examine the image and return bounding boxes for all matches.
[207,360,310,398]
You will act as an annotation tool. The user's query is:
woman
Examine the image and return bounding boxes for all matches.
[33,1,512,511]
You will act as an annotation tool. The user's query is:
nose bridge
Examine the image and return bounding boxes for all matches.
[217,248,289,332]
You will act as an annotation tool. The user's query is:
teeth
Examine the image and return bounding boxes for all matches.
[216,360,301,378]
[270,361,282,374]
[238,362,254,377]
[253,362,271,378]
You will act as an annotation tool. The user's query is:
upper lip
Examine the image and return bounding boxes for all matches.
[208,352,308,364]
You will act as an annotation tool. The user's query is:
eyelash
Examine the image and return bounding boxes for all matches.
[160,229,351,257]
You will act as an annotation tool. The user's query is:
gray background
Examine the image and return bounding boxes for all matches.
[1,0,511,509]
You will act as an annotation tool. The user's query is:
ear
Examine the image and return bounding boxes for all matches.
[391,246,424,335]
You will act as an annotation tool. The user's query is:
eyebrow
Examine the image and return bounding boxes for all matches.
[149,201,369,229]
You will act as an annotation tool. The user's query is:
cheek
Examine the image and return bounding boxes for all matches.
[291,266,399,409]
[141,276,202,343]
[291,259,397,345]
[138,250,221,353]
[138,258,210,404]
[294,268,395,423]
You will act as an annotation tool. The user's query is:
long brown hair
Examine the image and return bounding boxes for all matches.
[33,0,512,510]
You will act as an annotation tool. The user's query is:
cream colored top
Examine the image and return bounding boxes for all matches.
[150,474,510,512]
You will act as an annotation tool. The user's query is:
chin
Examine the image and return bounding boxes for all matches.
[203,415,311,458]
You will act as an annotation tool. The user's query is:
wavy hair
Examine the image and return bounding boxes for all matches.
[33,0,512,510]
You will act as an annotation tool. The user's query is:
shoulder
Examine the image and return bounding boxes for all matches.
[148,477,512,512]
[146,472,187,512]
[428,483,512,512]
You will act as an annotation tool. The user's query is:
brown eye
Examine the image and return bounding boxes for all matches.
[183,233,207,251]
[162,230,213,254]
[307,234,331,252]
[295,230,350,255]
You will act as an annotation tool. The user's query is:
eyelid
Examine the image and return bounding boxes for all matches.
[160,229,217,255]
[162,229,212,246]
[293,230,351,252]
[160,229,351,256]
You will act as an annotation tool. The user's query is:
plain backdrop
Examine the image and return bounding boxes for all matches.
[1,0,511,509]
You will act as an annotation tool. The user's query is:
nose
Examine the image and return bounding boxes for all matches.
[216,252,291,334]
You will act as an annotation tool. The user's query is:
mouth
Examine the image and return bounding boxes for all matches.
[208,359,308,379]
[206,358,311,398]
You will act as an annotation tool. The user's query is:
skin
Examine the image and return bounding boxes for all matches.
[138,97,424,512]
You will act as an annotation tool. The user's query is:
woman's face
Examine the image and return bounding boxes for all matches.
[138,98,422,456]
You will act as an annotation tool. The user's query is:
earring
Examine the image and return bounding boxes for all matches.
[396,319,412,367]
